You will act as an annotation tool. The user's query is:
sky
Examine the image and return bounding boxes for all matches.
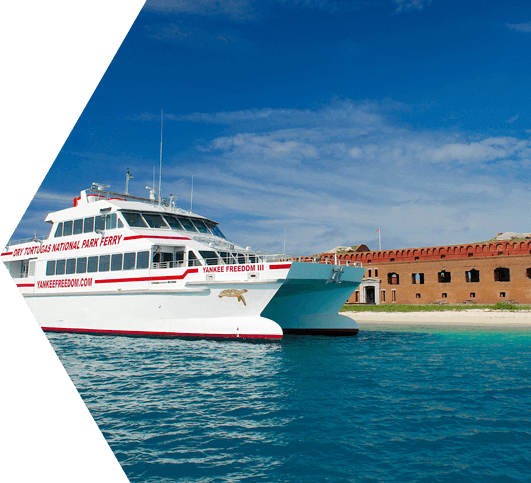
[13,0,531,256]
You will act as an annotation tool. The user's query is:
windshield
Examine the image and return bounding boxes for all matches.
[120,210,226,238]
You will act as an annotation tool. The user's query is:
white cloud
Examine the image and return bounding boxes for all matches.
[394,0,432,12]
[175,100,391,129]
[423,137,529,165]
[144,22,256,52]
[506,114,520,123]
[144,0,364,19]
[144,0,255,20]
[276,0,362,14]
[32,191,77,203]
[506,21,531,33]
[349,147,362,158]
[180,108,276,123]
[126,111,160,122]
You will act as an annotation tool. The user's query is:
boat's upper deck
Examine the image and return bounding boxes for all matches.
[2,186,265,270]
[5,186,228,249]
[44,188,222,234]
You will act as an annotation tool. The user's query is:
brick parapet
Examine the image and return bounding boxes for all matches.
[321,239,531,265]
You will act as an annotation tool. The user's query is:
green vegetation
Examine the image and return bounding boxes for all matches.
[493,302,518,310]
[340,303,529,313]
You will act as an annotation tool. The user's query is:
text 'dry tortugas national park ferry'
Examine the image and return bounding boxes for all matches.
[2,184,365,340]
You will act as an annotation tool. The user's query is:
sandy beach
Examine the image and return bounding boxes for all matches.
[342,309,531,327]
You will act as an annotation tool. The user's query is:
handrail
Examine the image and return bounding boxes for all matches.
[6,235,49,247]
[151,255,363,269]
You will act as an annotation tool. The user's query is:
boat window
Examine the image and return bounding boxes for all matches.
[19,259,29,278]
[188,251,201,266]
[122,212,149,228]
[248,255,257,264]
[87,256,98,273]
[202,221,213,235]
[177,217,198,232]
[54,222,63,238]
[63,221,73,237]
[111,253,123,271]
[73,219,83,235]
[175,251,185,264]
[143,213,168,229]
[105,213,117,230]
[162,215,184,230]
[117,217,124,228]
[95,215,105,231]
[99,255,110,272]
[153,252,174,264]
[199,250,219,266]
[191,219,209,234]
[84,217,94,234]
[46,260,55,276]
[218,251,235,264]
[237,253,246,264]
[123,252,135,270]
[136,251,149,269]
[66,259,76,275]
[42,249,221,276]
[205,221,225,238]
[56,259,66,275]
[77,257,87,274]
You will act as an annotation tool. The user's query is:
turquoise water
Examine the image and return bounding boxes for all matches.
[48,327,531,482]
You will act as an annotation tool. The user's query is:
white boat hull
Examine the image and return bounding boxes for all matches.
[25,288,283,339]
[21,261,364,339]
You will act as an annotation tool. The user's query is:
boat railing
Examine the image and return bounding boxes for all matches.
[151,256,361,270]
[299,257,362,267]
[259,253,362,267]
[6,235,49,247]
[152,261,186,269]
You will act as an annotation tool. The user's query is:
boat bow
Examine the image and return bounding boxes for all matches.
[261,261,365,335]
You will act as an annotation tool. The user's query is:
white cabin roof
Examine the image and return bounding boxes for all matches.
[44,189,217,225]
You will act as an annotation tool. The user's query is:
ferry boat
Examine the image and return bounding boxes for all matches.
[2,184,365,340]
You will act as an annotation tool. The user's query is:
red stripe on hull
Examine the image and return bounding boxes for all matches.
[17,283,34,288]
[42,326,282,340]
[95,268,199,284]
[123,235,190,241]
[2,252,13,256]
[270,263,292,270]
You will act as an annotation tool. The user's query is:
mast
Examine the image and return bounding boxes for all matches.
[158,109,163,206]
[190,176,194,212]
[125,168,133,195]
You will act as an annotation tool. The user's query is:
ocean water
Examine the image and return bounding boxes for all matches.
[47,327,531,483]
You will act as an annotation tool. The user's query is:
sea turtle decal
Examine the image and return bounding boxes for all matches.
[218,289,248,306]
